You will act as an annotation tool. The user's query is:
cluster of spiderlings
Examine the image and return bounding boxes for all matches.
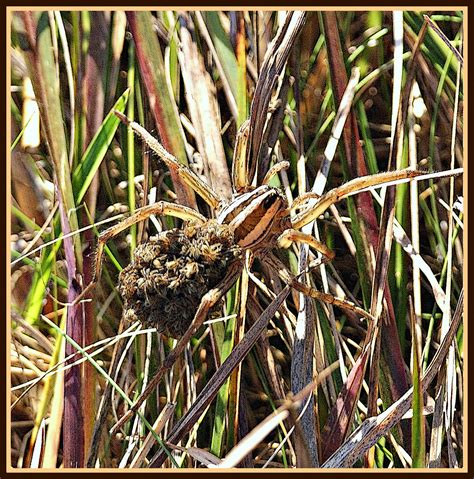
[118,220,242,338]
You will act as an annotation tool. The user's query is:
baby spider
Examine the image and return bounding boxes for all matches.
[85,111,453,434]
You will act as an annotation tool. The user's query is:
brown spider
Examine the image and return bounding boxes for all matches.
[80,110,449,441]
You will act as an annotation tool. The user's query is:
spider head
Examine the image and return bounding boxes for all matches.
[217,185,289,250]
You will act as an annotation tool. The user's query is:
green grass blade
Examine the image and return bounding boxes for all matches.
[22,240,62,324]
[411,313,425,468]
[210,314,236,457]
[72,89,130,203]
[203,12,239,99]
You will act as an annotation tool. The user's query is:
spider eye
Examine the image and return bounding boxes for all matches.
[263,195,276,209]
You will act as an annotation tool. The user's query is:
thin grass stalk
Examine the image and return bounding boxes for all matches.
[41,313,66,467]
[407,83,425,466]
[390,11,410,355]
[26,313,65,466]
[291,39,319,468]
[126,11,196,209]
[127,40,137,253]
[209,285,240,459]
[319,12,403,458]
[410,299,425,468]
[235,11,248,127]
[162,12,180,100]
[227,267,249,454]
[210,314,235,458]
[105,12,127,111]
[81,11,111,455]
[20,11,84,467]
[54,12,75,166]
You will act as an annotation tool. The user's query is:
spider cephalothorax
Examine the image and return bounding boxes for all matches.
[118,221,242,338]
[217,185,291,249]
[117,186,291,337]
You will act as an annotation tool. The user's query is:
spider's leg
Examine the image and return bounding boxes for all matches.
[277,228,335,266]
[110,261,243,434]
[115,111,221,209]
[231,119,251,193]
[77,202,206,303]
[262,160,290,186]
[290,192,321,211]
[292,168,425,230]
[262,253,374,322]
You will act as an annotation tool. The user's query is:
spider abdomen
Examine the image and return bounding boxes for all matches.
[118,221,241,338]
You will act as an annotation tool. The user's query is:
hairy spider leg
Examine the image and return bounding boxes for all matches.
[262,253,374,322]
[277,228,335,263]
[110,262,243,434]
[231,119,251,193]
[262,160,290,186]
[292,168,426,230]
[78,202,206,302]
[115,110,222,210]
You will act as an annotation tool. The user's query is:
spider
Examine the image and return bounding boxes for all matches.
[80,109,442,440]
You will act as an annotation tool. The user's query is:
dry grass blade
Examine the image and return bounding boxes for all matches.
[323,290,463,468]
[178,13,232,200]
[216,362,339,469]
[246,11,307,183]
[423,14,463,65]
[148,286,291,467]
[166,444,222,467]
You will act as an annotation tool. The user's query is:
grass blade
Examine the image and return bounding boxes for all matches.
[127,11,196,208]
[72,90,130,203]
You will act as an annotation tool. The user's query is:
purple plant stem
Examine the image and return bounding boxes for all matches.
[56,181,84,468]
